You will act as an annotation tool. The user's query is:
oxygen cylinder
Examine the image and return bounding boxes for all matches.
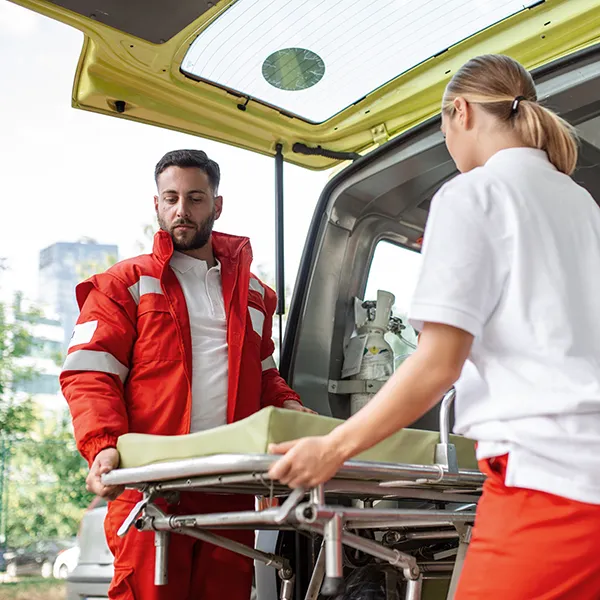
[349,290,395,415]
[387,316,418,370]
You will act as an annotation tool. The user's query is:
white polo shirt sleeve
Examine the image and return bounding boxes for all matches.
[409,175,508,338]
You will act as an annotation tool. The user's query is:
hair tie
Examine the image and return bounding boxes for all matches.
[511,95,527,115]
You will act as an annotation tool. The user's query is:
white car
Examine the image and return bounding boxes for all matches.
[53,545,80,580]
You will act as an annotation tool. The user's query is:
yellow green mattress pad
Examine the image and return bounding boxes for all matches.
[117,407,477,470]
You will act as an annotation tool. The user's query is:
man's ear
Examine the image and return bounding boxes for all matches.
[154,195,159,214]
[214,195,223,220]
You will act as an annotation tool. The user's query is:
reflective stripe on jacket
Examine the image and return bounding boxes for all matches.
[60,230,300,465]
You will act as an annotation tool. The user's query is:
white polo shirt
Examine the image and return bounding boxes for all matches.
[170,251,228,433]
[409,148,600,504]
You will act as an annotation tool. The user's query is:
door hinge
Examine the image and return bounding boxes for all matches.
[371,123,390,146]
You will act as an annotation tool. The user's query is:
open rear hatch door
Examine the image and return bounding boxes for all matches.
[7,0,600,169]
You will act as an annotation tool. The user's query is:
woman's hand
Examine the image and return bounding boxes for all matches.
[268,435,345,488]
[270,324,473,489]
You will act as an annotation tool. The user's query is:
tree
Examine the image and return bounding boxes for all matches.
[0,244,126,547]
[75,252,118,283]
[0,298,38,434]
[5,413,92,547]
[0,290,92,547]
[0,296,40,546]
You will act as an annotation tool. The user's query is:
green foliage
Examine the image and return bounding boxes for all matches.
[0,578,65,600]
[0,398,35,440]
[5,412,92,547]
[0,301,37,437]
[50,349,65,369]
[0,293,92,547]
[76,252,118,282]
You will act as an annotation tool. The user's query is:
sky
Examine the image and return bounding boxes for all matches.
[0,1,331,303]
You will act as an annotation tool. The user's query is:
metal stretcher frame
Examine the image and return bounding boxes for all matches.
[103,390,485,600]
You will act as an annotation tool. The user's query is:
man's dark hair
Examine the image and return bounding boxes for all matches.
[154,149,220,193]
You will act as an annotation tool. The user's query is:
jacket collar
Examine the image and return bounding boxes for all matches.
[153,230,252,266]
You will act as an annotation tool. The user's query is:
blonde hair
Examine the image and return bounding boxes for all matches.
[443,54,578,175]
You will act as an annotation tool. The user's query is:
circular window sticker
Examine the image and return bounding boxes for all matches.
[262,48,325,91]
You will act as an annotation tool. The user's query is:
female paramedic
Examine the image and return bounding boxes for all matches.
[270,54,600,599]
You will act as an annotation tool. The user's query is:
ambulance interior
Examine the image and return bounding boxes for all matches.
[282,46,600,431]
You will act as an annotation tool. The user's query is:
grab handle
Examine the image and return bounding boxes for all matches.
[439,388,456,445]
[435,389,459,474]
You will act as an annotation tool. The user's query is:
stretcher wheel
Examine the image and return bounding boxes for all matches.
[321,576,345,596]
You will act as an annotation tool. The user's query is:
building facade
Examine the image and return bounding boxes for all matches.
[38,240,118,349]
[10,295,65,414]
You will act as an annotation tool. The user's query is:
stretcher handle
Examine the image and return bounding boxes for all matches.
[439,388,456,445]
[117,496,150,537]
[436,388,459,474]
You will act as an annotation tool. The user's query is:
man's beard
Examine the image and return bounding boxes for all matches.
[159,209,216,252]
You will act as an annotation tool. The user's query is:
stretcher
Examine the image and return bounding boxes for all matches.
[102,391,484,600]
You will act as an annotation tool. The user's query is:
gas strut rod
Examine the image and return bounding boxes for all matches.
[275,143,285,351]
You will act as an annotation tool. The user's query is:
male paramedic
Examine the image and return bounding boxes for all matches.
[60,149,311,600]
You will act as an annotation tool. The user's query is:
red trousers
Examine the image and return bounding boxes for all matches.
[104,491,254,600]
[456,455,600,599]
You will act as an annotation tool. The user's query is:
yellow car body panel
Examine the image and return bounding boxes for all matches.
[8,0,600,169]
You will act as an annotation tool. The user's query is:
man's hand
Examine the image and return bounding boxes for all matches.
[86,448,124,501]
[282,399,317,414]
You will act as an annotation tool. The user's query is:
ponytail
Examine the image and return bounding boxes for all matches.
[443,54,579,175]
[514,101,578,175]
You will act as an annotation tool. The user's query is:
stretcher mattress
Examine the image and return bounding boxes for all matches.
[116,407,477,470]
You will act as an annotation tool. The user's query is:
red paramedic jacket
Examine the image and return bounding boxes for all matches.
[60,230,300,466]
